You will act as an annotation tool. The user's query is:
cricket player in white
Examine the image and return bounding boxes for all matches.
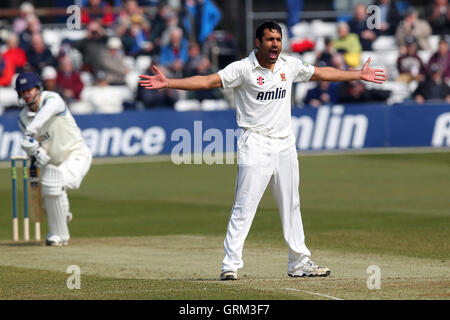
[139,21,386,280]
[16,72,92,246]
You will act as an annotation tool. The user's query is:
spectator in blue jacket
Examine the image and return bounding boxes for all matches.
[160,27,189,77]
[125,14,153,56]
[26,33,57,75]
[183,0,221,44]
[348,3,380,51]
[374,0,402,35]
[304,81,338,107]
[414,63,450,104]
[19,14,41,52]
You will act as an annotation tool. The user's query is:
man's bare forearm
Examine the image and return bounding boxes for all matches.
[311,67,362,82]
[167,74,222,90]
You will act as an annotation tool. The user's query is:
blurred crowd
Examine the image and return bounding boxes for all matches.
[0,0,228,112]
[295,0,450,106]
[0,0,449,113]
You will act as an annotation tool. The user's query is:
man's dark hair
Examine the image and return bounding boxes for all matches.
[255,21,282,41]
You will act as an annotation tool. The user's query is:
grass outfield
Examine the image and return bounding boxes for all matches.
[0,152,449,300]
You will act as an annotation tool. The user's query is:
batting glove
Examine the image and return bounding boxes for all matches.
[34,148,51,167]
[21,134,40,156]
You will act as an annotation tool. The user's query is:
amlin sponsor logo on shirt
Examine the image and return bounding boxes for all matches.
[256,88,287,101]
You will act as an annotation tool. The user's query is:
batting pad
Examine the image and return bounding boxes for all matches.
[41,165,70,241]
[43,194,70,241]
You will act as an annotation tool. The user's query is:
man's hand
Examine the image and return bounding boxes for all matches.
[21,135,39,156]
[360,58,386,84]
[139,66,168,90]
[33,148,50,167]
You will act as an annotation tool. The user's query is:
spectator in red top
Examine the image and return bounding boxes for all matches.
[81,0,115,27]
[428,38,450,81]
[56,56,84,101]
[0,54,15,86]
[3,34,27,73]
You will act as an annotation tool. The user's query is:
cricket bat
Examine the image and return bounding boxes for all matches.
[28,158,44,223]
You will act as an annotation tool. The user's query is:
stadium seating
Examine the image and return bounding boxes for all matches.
[200,99,230,111]
[1,7,446,113]
[0,87,18,111]
[77,85,133,114]
[174,99,201,112]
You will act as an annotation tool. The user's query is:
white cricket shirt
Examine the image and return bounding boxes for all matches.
[19,91,89,165]
[218,49,315,138]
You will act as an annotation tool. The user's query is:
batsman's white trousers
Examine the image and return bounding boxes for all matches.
[41,146,92,193]
[58,147,92,190]
[222,130,311,272]
[41,147,92,241]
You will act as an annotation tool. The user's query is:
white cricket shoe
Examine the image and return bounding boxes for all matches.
[288,257,330,277]
[66,212,73,224]
[220,270,238,281]
[45,235,68,246]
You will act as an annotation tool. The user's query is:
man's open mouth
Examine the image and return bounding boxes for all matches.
[269,50,278,59]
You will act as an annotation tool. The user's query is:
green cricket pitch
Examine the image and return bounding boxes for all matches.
[0,151,449,300]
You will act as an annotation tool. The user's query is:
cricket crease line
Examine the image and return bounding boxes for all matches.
[284,287,344,300]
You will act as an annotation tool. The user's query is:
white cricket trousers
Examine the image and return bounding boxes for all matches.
[41,147,92,241]
[58,147,93,190]
[222,130,311,272]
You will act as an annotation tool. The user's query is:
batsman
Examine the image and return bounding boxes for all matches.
[16,72,92,246]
